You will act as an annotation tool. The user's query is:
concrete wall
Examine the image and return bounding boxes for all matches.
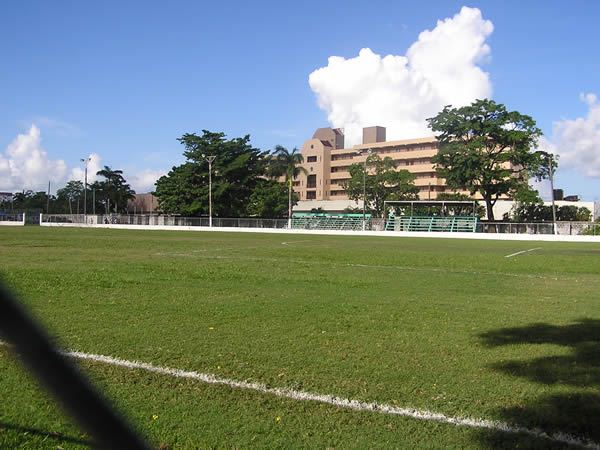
[0,214,25,226]
[40,221,600,243]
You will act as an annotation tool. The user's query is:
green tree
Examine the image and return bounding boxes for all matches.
[246,179,292,218]
[557,205,591,222]
[6,190,59,214]
[95,166,135,213]
[56,180,84,214]
[269,146,307,225]
[342,154,418,218]
[155,131,266,217]
[433,192,485,218]
[427,99,548,220]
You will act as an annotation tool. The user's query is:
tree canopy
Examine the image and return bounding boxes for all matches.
[56,180,84,214]
[154,131,267,217]
[427,99,549,220]
[267,145,306,222]
[95,166,135,214]
[342,154,418,217]
[246,179,292,218]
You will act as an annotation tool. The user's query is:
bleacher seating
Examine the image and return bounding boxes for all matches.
[292,213,371,231]
[385,216,477,232]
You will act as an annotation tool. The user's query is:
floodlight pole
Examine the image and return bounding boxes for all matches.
[357,148,372,231]
[80,157,91,223]
[202,154,217,227]
[548,153,557,235]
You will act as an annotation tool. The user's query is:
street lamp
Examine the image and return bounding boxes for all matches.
[202,154,217,227]
[355,148,372,231]
[547,152,557,235]
[80,157,91,222]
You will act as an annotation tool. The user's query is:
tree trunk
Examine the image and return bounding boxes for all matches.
[485,197,495,221]
[287,178,292,228]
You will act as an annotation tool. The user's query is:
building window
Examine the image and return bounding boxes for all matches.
[307,174,317,188]
[307,156,317,163]
[306,190,316,200]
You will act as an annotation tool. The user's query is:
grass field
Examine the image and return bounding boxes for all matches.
[1,226,600,449]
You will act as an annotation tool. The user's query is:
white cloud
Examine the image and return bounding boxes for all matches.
[548,93,600,178]
[129,169,166,193]
[0,125,68,191]
[308,6,494,145]
[1,125,165,194]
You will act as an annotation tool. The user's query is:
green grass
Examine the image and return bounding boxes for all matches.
[1,226,600,448]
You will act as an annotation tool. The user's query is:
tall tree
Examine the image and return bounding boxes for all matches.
[427,99,549,220]
[246,179,292,218]
[269,146,307,225]
[95,166,135,213]
[342,154,418,217]
[155,131,266,217]
[56,180,84,214]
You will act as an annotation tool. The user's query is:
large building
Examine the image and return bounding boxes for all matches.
[293,126,450,204]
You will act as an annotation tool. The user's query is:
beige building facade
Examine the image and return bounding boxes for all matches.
[294,126,453,202]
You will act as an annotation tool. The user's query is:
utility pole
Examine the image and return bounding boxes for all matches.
[288,176,293,229]
[357,148,372,231]
[81,157,91,222]
[46,181,51,215]
[202,154,217,227]
[548,153,557,235]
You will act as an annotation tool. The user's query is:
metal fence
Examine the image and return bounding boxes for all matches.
[41,214,289,229]
[476,221,600,236]
[0,213,24,223]
[39,214,600,235]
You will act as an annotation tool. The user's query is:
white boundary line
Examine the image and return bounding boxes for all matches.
[505,248,542,258]
[1,343,595,448]
[281,240,312,246]
[154,252,587,282]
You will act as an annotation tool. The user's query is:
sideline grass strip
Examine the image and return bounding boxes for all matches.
[3,343,596,449]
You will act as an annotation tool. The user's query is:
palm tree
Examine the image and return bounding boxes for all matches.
[272,146,307,228]
[96,166,134,213]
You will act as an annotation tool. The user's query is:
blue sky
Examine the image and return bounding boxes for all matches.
[1,1,599,199]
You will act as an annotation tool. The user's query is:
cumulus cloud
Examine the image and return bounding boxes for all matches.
[0,125,68,191]
[548,93,600,178]
[129,169,166,193]
[1,126,165,194]
[308,6,494,145]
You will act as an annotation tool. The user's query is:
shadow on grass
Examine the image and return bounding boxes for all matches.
[477,319,600,447]
[0,422,90,446]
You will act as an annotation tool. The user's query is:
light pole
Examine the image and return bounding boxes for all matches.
[287,174,293,230]
[356,148,372,231]
[547,153,557,235]
[202,154,217,227]
[80,157,91,222]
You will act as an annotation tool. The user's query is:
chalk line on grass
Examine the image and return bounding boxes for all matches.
[281,240,312,246]
[1,341,594,449]
[152,252,577,282]
[505,248,542,258]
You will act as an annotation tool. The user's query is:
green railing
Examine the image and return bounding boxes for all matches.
[385,216,477,232]
[292,213,372,231]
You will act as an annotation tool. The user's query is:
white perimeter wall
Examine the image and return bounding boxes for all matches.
[0,215,25,226]
[40,222,600,243]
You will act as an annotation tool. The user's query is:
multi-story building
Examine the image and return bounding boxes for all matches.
[293,126,449,204]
